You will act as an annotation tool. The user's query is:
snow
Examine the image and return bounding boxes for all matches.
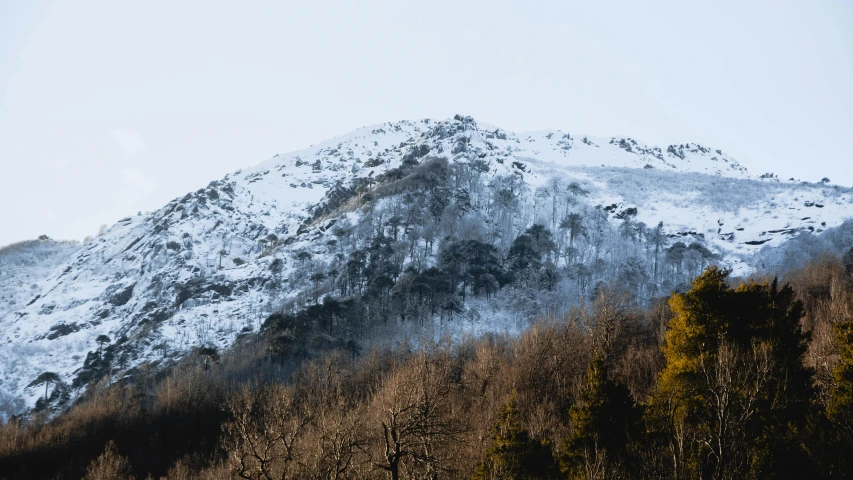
[1,115,850,415]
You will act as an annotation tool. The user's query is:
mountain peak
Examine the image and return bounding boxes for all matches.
[2,117,850,416]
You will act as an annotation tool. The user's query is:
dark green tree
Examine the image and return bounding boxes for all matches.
[439,240,504,299]
[559,213,586,250]
[28,371,61,402]
[473,391,556,480]
[829,321,853,443]
[560,354,642,479]
[95,334,111,359]
[508,225,557,285]
[653,267,816,479]
[525,224,558,261]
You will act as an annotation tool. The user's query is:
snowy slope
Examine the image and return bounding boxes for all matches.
[0,239,81,321]
[1,115,851,414]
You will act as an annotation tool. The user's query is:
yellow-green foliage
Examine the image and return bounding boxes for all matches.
[658,267,732,403]
[829,321,853,428]
[655,266,815,478]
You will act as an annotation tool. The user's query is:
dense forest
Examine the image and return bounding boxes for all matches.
[2,249,853,478]
[279,154,728,324]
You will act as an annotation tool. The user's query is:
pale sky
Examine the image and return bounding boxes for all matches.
[1,0,851,247]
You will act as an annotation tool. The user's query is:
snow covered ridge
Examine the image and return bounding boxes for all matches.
[1,115,851,416]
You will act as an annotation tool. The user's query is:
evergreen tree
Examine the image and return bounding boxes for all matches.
[648,221,667,286]
[559,213,586,251]
[735,278,815,477]
[560,353,642,479]
[473,391,556,480]
[806,320,853,477]
[27,371,61,403]
[653,267,816,479]
[508,234,541,274]
[525,224,558,261]
[508,225,557,285]
[829,321,853,441]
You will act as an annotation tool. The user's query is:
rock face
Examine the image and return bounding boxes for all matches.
[1,115,851,414]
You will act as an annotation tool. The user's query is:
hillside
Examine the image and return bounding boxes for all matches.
[0,238,81,321]
[1,115,851,416]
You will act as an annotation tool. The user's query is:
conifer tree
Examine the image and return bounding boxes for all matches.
[829,321,853,439]
[653,266,816,479]
[27,371,61,403]
[473,391,556,480]
[735,278,815,477]
[811,320,853,476]
[560,353,642,479]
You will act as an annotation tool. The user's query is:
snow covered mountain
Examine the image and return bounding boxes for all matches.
[1,115,851,415]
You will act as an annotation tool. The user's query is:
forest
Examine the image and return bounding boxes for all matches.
[260,154,736,345]
[2,249,853,478]
[3,147,853,479]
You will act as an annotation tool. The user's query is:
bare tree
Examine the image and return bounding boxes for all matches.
[694,340,773,480]
[370,352,465,480]
[83,441,133,480]
[307,402,368,480]
[224,384,312,480]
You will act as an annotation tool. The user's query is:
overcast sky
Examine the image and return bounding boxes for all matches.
[1,0,851,246]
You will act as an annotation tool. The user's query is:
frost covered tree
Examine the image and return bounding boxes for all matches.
[560,213,586,258]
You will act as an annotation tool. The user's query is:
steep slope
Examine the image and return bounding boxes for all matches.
[1,115,851,415]
[0,238,81,322]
